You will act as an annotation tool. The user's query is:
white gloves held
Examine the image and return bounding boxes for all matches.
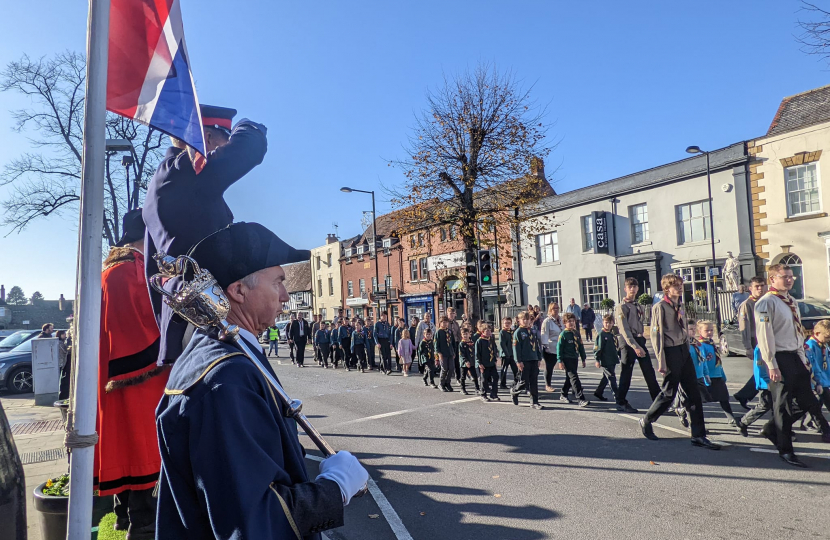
[316,451,369,506]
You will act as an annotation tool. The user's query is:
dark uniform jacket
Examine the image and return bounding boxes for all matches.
[475,337,499,369]
[155,330,342,539]
[458,341,475,367]
[513,327,542,362]
[337,325,353,343]
[418,339,435,365]
[351,330,368,352]
[289,319,312,343]
[556,329,586,361]
[498,329,514,359]
[374,321,391,340]
[144,120,268,364]
[435,328,455,360]
[314,329,330,346]
[594,330,619,367]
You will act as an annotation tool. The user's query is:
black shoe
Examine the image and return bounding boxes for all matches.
[691,437,722,450]
[512,393,519,405]
[559,395,573,404]
[640,418,659,440]
[431,383,439,389]
[492,396,501,402]
[579,400,591,408]
[481,396,491,402]
[736,420,749,437]
[424,381,430,387]
[780,452,808,467]
[593,393,608,402]
[760,425,778,446]
[461,389,469,395]
[679,413,689,429]
[531,403,544,410]
[734,395,750,411]
[617,403,639,414]
[441,387,450,392]
[446,386,455,392]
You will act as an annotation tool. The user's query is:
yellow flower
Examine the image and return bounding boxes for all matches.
[46,480,53,488]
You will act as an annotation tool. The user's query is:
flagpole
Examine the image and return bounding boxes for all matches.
[67,0,109,537]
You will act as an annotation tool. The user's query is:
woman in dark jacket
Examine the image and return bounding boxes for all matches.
[580,304,596,341]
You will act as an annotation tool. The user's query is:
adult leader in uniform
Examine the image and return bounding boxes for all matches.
[143,104,268,364]
[155,222,368,539]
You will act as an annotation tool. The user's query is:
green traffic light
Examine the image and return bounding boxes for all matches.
[483,276,490,283]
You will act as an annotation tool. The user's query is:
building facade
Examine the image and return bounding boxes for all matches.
[310,234,344,321]
[519,142,755,314]
[280,261,313,321]
[750,85,830,301]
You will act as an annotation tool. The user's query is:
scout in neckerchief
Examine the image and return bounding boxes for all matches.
[755,263,830,467]
[806,320,830,418]
[691,320,742,432]
[436,316,457,392]
[458,327,480,395]
[511,311,544,409]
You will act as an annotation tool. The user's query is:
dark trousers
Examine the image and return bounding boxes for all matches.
[617,336,660,405]
[560,357,586,400]
[367,342,376,369]
[764,351,829,455]
[114,487,156,529]
[353,344,367,370]
[595,365,619,398]
[460,363,479,392]
[440,355,456,388]
[513,360,540,405]
[378,338,391,372]
[332,346,342,368]
[734,369,759,403]
[294,338,308,365]
[542,350,557,387]
[289,341,296,362]
[584,327,593,341]
[480,366,498,398]
[644,345,706,438]
[453,355,462,382]
[59,360,72,400]
[422,360,436,385]
[340,338,352,367]
[500,356,518,388]
[318,343,330,367]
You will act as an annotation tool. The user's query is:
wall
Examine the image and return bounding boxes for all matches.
[310,241,343,320]
[340,246,404,320]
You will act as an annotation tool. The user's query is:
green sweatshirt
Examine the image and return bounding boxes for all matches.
[513,327,542,362]
[594,330,619,367]
[475,336,499,368]
[556,329,586,361]
[498,329,514,359]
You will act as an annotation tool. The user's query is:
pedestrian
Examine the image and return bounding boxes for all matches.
[418,328,438,388]
[338,317,354,370]
[532,306,543,335]
[540,304,563,393]
[692,320,741,431]
[57,330,71,400]
[436,316,456,392]
[756,263,830,466]
[374,311,393,374]
[267,323,280,357]
[288,312,311,367]
[447,308,462,383]
[415,312,435,348]
[498,317,519,389]
[330,320,343,369]
[409,316,420,348]
[807,320,830,417]
[511,311,543,409]
[396,329,414,376]
[458,327,480,395]
[732,284,750,318]
[475,323,500,402]
[38,323,54,338]
[557,313,590,407]
[614,277,660,413]
[364,317,376,371]
[565,298,581,322]
[392,318,405,372]
[639,273,719,450]
[316,322,331,369]
[593,314,620,402]
[733,276,767,409]
[351,320,369,373]
[580,303,596,341]
[287,313,297,363]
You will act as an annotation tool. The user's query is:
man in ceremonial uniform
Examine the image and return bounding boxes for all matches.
[143,104,268,364]
[289,313,312,367]
[156,222,368,539]
[95,209,169,539]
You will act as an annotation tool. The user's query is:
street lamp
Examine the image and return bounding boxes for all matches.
[340,187,380,315]
[685,145,721,333]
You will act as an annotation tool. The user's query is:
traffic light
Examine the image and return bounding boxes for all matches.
[478,249,492,287]
[465,251,477,288]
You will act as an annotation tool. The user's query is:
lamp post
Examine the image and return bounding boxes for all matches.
[341,187,380,316]
[685,146,721,334]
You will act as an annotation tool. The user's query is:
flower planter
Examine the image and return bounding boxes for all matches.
[33,482,112,540]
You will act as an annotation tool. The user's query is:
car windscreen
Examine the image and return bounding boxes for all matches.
[800,301,830,319]
[9,338,33,353]
[0,331,31,349]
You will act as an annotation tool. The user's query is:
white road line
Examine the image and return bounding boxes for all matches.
[750,447,830,460]
[306,454,414,540]
[321,397,480,429]
[619,413,690,436]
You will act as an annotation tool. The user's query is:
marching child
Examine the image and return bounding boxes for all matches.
[498,317,519,389]
[806,320,830,419]
[692,320,740,431]
[557,313,590,407]
[436,316,456,392]
[512,311,544,409]
[419,328,438,388]
[315,322,331,369]
[351,320,369,373]
[476,323,500,402]
[593,314,620,402]
[331,320,343,369]
[458,327,480,395]
[364,317,377,371]
[396,328,414,377]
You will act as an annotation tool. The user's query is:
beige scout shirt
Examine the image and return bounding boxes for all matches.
[650,298,687,370]
[615,299,644,349]
[754,291,806,370]
[738,296,760,352]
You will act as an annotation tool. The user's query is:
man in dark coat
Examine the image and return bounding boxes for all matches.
[143,104,268,364]
[288,313,312,367]
[155,222,368,539]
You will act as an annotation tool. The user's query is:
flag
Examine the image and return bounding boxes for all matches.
[107,0,206,162]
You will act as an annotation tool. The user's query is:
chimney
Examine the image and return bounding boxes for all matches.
[326,233,339,245]
[0,285,4,303]
[530,156,545,179]
[59,294,65,311]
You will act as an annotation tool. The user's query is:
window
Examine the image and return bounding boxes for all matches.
[580,277,608,309]
[786,163,821,217]
[372,277,377,293]
[316,256,321,270]
[321,308,327,320]
[347,281,354,297]
[581,216,595,252]
[359,279,366,295]
[535,232,559,264]
[440,228,447,242]
[449,225,457,240]
[357,245,365,255]
[328,277,334,296]
[391,306,399,321]
[629,203,649,244]
[539,281,562,313]
[417,233,425,247]
[780,254,805,300]
[382,238,392,248]
[420,258,428,279]
[410,260,418,281]
[327,253,332,266]
[344,247,353,257]
[385,274,393,289]
[676,200,710,244]
[317,279,323,297]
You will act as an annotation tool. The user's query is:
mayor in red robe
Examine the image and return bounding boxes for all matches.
[94,209,169,539]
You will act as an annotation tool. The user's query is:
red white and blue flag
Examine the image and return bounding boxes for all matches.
[107,0,206,162]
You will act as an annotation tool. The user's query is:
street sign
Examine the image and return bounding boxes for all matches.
[709,267,720,277]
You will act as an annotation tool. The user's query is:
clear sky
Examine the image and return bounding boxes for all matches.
[0,1,826,300]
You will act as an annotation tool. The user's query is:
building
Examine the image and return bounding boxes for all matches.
[750,85,830,301]
[0,290,74,330]
[310,234,344,321]
[519,142,755,314]
[280,261,312,321]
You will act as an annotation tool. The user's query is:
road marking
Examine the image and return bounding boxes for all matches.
[321,397,480,429]
[619,414,689,436]
[750,447,830,460]
[306,454,414,540]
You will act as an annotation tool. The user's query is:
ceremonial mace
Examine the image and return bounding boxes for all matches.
[150,253,367,496]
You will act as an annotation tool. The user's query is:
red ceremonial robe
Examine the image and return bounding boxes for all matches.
[94,248,169,496]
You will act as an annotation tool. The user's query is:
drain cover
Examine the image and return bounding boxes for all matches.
[11,419,64,435]
[19,447,67,465]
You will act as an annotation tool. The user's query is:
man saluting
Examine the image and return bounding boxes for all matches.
[143,104,268,364]
[155,222,368,538]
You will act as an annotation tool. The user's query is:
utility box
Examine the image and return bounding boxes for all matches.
[31,338,60,406]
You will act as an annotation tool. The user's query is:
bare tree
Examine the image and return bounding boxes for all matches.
[0,51,165,246]
[388,64,556,321]
[797,1,830,65]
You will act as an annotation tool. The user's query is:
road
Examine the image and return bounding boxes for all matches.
[272,344,830,540]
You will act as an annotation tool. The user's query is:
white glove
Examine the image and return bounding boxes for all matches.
[316,451,368,506]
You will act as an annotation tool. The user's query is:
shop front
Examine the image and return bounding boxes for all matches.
[402,294,435,324]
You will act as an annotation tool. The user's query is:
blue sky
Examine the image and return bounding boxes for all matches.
[0,1,826,300]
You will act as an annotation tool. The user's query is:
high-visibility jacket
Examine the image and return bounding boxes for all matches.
[268,327,280,341]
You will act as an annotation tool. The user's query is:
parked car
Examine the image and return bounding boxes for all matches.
[720,297,830,357]
[258,320,291,345]
[0,339,34,394]
[0,330,39,353]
